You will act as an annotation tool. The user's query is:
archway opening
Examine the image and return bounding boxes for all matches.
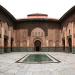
[11,38,13,52]
[34,40,41,51]
[4,36,8,53]
[68,37,72,52]
[62,38,65,52]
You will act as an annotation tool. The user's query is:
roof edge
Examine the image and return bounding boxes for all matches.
[0,5,16,22]
[27,13,48,16]
[59,6,75,22]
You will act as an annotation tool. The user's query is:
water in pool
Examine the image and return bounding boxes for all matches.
[16,54,60,64]
[23,54,53,63]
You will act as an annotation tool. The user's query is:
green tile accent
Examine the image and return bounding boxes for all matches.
[12,47,64,52]
[72,47,75,54]
[0,48,4,54]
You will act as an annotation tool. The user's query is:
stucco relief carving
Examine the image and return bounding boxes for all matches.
[31,27,45,37]
[31,27,45,47]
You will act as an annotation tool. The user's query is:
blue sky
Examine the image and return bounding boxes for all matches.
[0,0,75,19]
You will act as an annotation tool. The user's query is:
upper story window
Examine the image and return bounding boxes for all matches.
[31,27,45,37]
[23,30,28,38]
[55,40,59,47]
[49,40,53,47]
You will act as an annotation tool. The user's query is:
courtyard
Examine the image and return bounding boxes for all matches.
[0,52,75,75]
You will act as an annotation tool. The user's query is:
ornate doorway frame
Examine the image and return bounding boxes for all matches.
[34,40,41,51]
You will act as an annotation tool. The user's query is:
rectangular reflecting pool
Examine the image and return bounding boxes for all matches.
[16,54,60,64]
[23,54,52,63]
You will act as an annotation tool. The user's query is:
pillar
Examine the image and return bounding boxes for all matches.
[46,39,48,47]
[27,39,29,47]
[65,28,68,52]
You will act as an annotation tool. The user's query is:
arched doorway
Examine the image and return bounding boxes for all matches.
[11,38,13,52]
[62,38,65,52]
[4,36,8,53]
[34,40,41,51]
[68,37,72,52]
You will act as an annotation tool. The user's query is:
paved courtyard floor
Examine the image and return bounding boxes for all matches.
[0,52,75,75]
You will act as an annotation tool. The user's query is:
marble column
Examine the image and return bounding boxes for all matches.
[13,30,16,47]
[46,39,48,47]
[65,27,68,52]
[27,39,29,47]
[12,30,17,52]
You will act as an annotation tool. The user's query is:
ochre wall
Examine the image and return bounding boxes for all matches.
[14,21,61,49]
